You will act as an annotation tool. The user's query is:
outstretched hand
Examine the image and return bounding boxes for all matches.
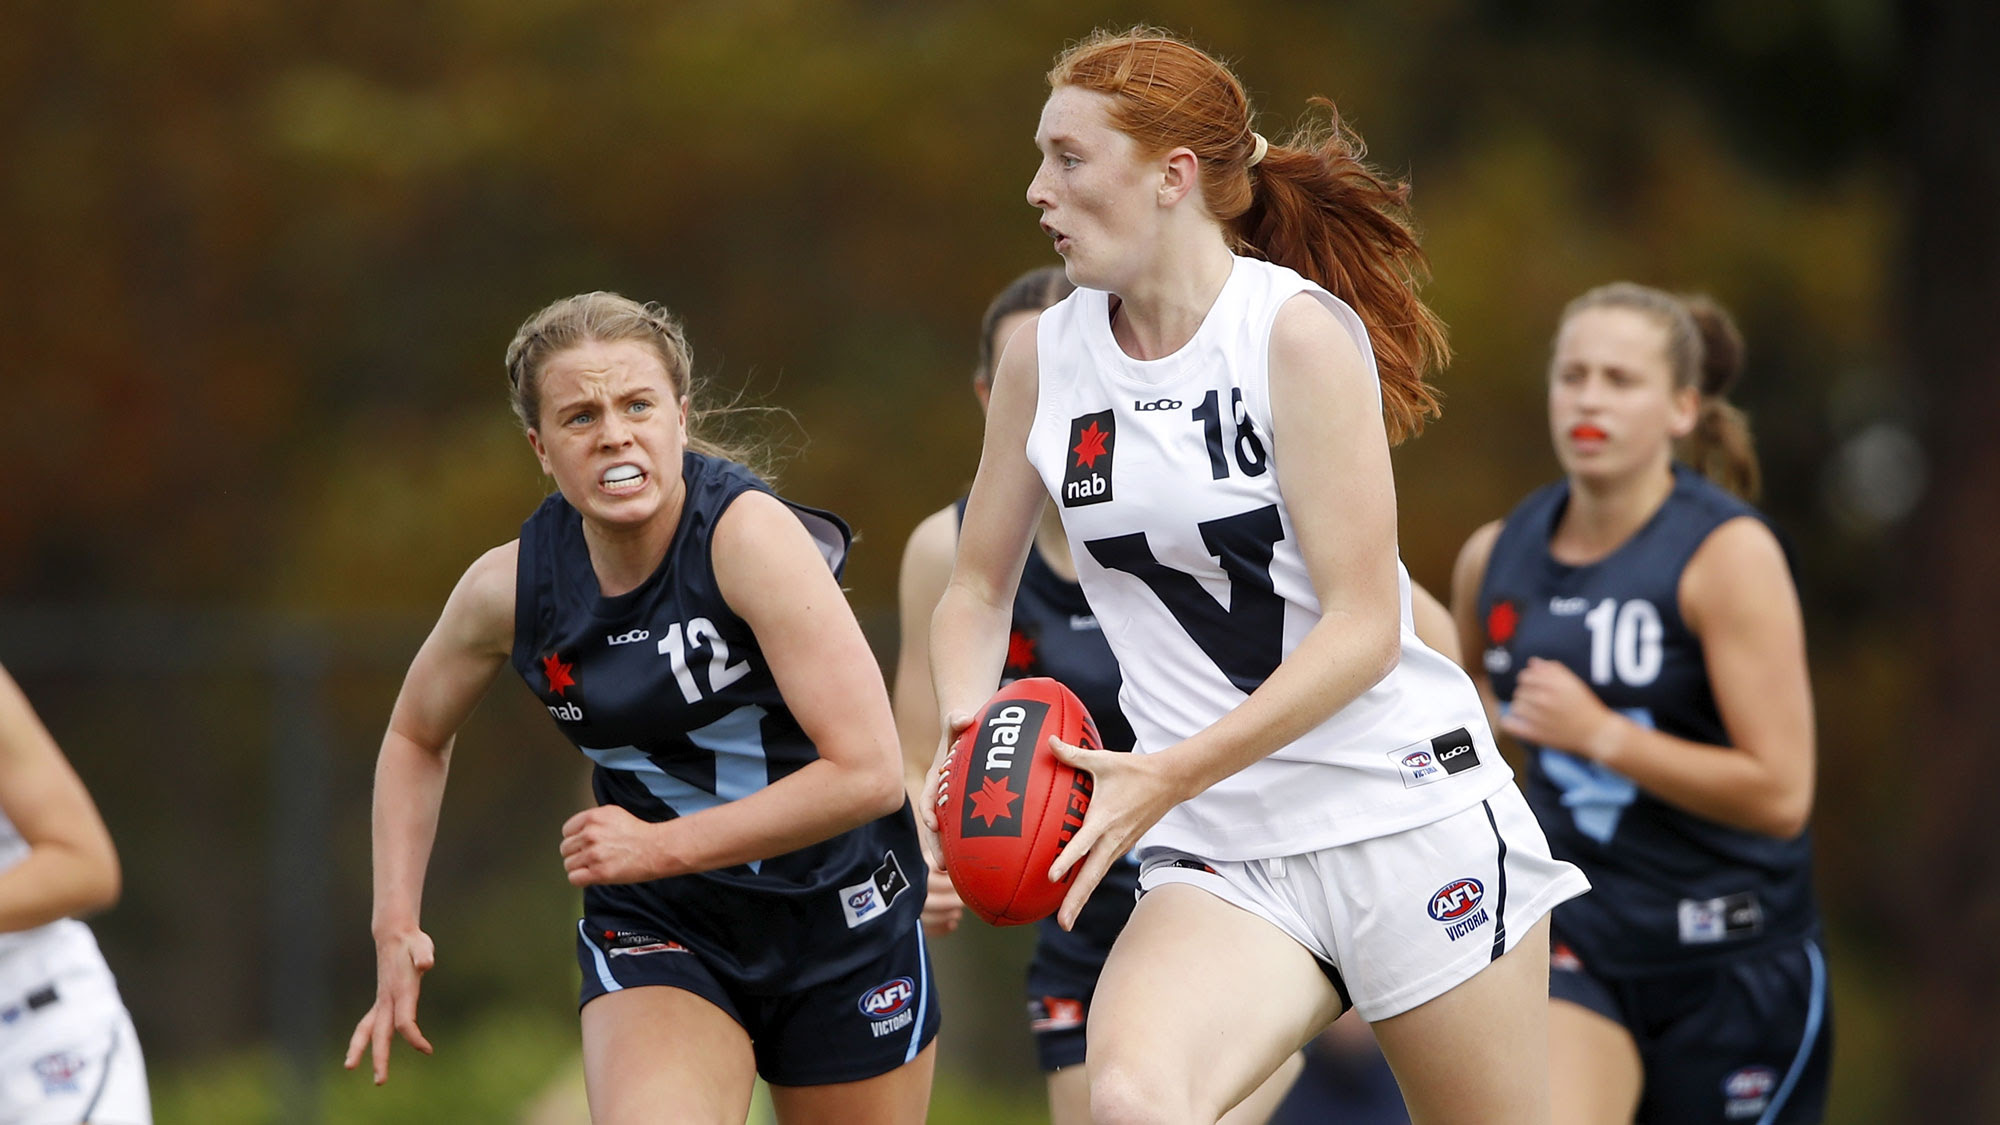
[344,928,436,1085]
[1044,738,1180,931]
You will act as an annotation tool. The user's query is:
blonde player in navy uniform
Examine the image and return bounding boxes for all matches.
[1451,284,1828,1124]
[0,664,150,1125]
[345,294,936,1124]
[921,29,1588,1124]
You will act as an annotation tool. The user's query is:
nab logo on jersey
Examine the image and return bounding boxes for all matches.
[1062,411,1116,507]
[540,652,588,723]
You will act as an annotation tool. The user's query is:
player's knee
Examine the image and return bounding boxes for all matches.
[1088,1056,1196,1125]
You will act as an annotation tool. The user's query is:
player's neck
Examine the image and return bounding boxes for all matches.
[1553,464,1675,566]
[1106,235,1234,360]
[580,486,686,597]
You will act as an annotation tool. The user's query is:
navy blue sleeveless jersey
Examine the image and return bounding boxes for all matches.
[957,500,1141,954]
[514,451,924,993]
[1478,464,1817,976]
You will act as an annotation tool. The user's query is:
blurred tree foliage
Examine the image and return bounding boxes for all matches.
[2,0,1962,1118]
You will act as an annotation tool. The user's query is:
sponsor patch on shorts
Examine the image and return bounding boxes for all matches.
[32,1052,86,1095]
[1428,877,1491,942]
[599,929,690,958]
[1391,742,1445,787]
[1722,1065,1777,1119]
[858,976,918,1038]
[1028,995,1085,1033]
[840,850,913,929]
[1678,892,1764,945]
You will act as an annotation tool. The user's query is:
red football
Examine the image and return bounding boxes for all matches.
[937,677,1101,926]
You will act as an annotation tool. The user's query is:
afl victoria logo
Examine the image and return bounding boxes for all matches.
[1401,751,1433,769]
[858,977,915,1018]
[1428,878,1485,922]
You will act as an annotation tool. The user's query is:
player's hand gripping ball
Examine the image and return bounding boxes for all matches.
[936,677,1102,926]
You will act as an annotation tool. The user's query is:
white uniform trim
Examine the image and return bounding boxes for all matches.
[1028,256,1511,858]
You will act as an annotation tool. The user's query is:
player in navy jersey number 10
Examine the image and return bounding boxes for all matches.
[923,28,1587,1125]
[344,293,936,1123]
[1451,283,1829,1124]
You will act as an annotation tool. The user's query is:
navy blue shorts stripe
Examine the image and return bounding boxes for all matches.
[1758,939,1828,1125]
[1482,799,1510,963]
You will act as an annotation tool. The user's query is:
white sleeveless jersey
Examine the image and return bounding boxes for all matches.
[1026,255,1511,859]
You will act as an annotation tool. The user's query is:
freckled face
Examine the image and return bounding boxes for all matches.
[1026,87,1160,292]
[1547,307,1697,483]
[526,339,689,528]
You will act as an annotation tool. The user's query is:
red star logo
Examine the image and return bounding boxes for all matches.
[1005,630,1036,671]
[1486,600,1518,646]
[967,775,1019,827]
[542,652,577,696]
[1072,421,1109,468]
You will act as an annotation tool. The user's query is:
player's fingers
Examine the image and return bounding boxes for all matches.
[371,1014,392,1084]
[344,1008,376,1069]
[1057,844,1115,930]
[1047,817,1099,884]
[397,1017,434,1056]
[1047,735,1095,767]
[944,709,974,736]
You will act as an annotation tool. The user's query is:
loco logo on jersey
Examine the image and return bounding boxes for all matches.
[1429,877,1492,942]
[859,976,919,1038]
[958,699,1049,837]
[540,651,589,723]
[1483,598,1519,675]
[1062,411,1116,507]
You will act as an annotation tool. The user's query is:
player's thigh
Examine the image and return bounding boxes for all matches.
[1370,914,1553,1125]
[1217,1048,1304,1125]
[1047,1065,1092,1125]
[579,986,756,1125]
[767,1041,934,1125]
[1088,883,1343,1122]
[1549,996,1643,1125]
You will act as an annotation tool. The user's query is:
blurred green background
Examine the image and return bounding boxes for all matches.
[3,0,1993,1121]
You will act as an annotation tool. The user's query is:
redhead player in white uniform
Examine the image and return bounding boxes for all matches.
[0,665,150,1125]
[921,28,1587,1124]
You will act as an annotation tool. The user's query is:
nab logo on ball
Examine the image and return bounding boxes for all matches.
[1062,411,1115,507]
[959,700,1049,838]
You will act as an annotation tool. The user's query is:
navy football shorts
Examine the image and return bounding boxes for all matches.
[574,914,939,1087]
[1024,860,1140,1072]
[1550,936,1831,1123]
